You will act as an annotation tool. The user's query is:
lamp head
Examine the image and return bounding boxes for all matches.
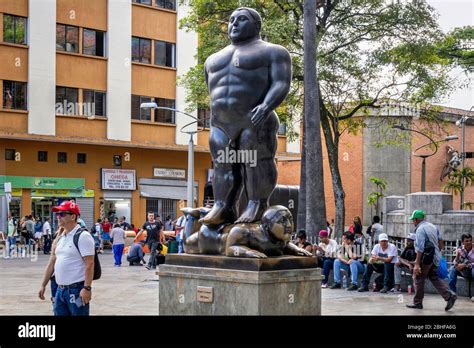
[445,135,459,141]
[140,102,158,109]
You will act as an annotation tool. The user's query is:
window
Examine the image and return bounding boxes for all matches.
[56,24,79,53]
[278,123,287,136]
[155,41,175,67]
[5,149,16,161]
[132,37,151,64]
[156,0,176,10]
[3,14,27,44]
[77,153,87,164]
[83,29,105,57]
[38,151,48,162]
[154,98,175,124]
[132,0,152,4]
[83,90,106,116]
[198,108,211,128]
[3,81,27,110]
[56,87,79,115]
[466,152,474,159]
[58,152,67,163]
[131,95,151,121]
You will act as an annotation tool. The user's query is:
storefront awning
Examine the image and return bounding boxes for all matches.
[139,178,198,201]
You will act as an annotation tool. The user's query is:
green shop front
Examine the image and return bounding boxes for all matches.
[0,176,94,232]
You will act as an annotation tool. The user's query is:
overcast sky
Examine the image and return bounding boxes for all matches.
[426,0,473,110]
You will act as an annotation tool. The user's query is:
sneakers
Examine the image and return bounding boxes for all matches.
[406,303,423,309]
[357,286,369,292]
[445,294,457,311]
[390,287,401,293]
[321,283,328,288]
[145,265,151,270]
[329,283,341,289]
[380,287,390,293]
[347,284,358,291]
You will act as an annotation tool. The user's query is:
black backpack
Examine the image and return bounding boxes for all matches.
[73,227,102,280]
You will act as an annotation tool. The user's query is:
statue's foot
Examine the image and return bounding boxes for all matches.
[199,203,235,226]
[235,200,267,223]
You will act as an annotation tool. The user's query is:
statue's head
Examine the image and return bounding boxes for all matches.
[228,7,262,43]
[262,205,294,242]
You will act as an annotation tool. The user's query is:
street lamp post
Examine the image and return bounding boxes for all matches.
[393,124,458,192]
[141,103,207,208]
[456,106,473,209]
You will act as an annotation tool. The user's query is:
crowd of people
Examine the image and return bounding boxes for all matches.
[295,210,472,310]
[4,214,52,257]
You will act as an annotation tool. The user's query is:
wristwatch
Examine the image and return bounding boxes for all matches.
[83,286,92,291]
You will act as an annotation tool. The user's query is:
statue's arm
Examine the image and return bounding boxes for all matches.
[285,242,313,257]
[251,46,292,126]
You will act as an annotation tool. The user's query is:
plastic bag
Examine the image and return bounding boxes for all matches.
[437,257,449,279]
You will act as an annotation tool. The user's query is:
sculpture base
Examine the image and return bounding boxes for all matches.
[158,254,322,315]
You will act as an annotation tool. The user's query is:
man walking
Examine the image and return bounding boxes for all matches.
[42,217,52,254]
[5,214,17,258]
[137,211,163,270]
[406,210,457,311]
[38,201,95,316]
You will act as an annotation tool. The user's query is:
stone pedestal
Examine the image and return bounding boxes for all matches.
[158,254,322,315]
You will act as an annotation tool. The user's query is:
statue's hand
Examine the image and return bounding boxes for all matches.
[250,104,270,127]
[297,248,313,257]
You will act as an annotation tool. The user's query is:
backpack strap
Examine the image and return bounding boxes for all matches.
[73,227,89,257]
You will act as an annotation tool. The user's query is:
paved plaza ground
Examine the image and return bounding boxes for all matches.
[1,252,472,316]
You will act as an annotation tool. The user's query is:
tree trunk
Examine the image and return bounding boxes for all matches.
[304,0,327,241]
[320,106,345,240]
[297,107,307,231]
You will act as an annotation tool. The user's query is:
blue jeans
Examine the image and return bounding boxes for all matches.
[322,258,335,284]
[7,236,16,257]
[448,266,474,293]
[148,242,160,269]
[361,262,395,289]
[53,283,89,316]
[113,244,124,265]
[333,259,365,286]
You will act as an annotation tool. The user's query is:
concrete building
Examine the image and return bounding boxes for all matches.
[0,0,301,230]
[277,106,474,226]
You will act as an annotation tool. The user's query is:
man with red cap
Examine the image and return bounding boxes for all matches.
[38,200,95,316]
[314,229,338,288]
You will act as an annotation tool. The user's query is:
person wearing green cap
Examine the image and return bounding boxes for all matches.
[406,210,457,311]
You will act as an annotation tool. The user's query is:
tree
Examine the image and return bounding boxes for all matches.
[180,0,457,239]
[303,0,327,239]
[436,26,474,73]
[443,166,474,210]
[367,176,388,218]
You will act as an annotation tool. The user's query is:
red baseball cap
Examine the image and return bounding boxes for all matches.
[52,200,81,216]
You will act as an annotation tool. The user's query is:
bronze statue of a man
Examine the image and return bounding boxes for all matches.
[201,7,292,226]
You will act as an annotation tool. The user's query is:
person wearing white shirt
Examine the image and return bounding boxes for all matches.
[313,230,338,288]
[358,233,397,293]
[42,217,52,254]
[38,201,95,316]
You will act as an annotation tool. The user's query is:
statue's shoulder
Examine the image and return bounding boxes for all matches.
[257,40,291,62]
[205,45,235,66]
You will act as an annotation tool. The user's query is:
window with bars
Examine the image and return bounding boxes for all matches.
[3,14,27,45]
[83,90,106,116]
[5,149,16,161]
[156,0,176,10]
[197,108,211,128]
[56,87,79,115]
[131,95,151,121]
[58,152,67,163]
[38,151,48,162]
[278,123,287,135]
[56,24,79,53]
[2,80,27,110]
[77,153,87,164]
[154,98,175,124]
[132,37,151,64]
[132,0,152,5]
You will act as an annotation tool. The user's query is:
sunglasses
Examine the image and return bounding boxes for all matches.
[56,211,73,217]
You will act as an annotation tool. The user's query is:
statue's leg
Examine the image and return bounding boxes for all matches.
[226,245,267,258]
[235,112,278,223]
[200,126,243,226]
